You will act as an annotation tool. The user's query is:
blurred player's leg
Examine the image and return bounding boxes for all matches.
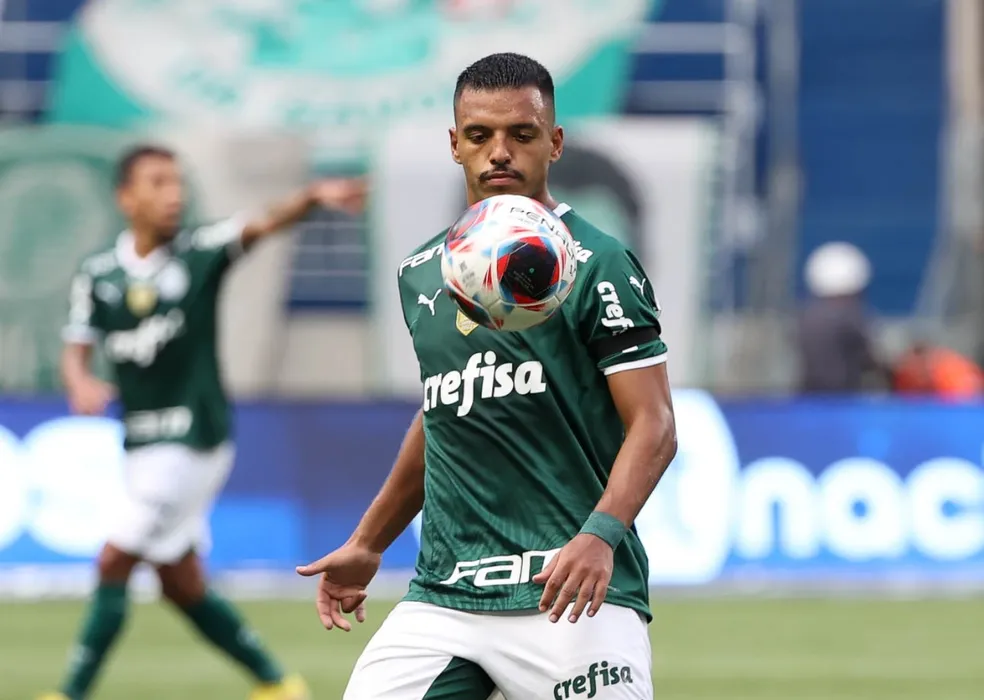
[45,544,140,700]
[137,443,306,699]
[343,602,499,700]
[158,551,307,698]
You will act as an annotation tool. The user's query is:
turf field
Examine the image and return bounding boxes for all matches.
[1,597,981,699]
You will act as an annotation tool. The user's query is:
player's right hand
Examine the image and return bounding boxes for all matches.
[296,542,381,632]
[66,376,116,416]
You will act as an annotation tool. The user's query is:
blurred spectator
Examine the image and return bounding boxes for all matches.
[796,242,885,393]
[892,341,984,399]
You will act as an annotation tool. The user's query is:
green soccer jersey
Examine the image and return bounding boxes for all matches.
[398,204,668,621]
[62,219,247,451]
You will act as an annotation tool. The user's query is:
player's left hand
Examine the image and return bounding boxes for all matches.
[310,178,368,216]
[533,533,614,624]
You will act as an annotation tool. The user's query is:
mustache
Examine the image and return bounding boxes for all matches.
[480,168,524,182]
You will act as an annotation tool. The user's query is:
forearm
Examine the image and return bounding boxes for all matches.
[241,185,318,246]
[349,410,427,554]
[594,411,677,526]
[60,343,94,390]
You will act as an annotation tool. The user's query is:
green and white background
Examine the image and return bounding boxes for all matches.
[2,4,982,699]
[48,0,657,166]
[0,0,720,395]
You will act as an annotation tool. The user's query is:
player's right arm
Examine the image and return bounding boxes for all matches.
[295,409,426,630]
[349,408,427,552]
[60,267,115,416]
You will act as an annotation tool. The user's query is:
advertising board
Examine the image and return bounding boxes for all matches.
[1,394,982,594]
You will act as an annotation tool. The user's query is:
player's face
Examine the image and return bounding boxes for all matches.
[117,155,184,240]
[450,86,563,205]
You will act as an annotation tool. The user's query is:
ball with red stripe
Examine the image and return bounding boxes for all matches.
[441,194,578,332]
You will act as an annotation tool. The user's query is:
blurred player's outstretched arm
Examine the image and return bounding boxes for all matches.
[239,178,367,249]
[296,409,426,630]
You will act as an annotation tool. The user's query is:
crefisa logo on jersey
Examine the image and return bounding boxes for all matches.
[105,310,186,367]
[422,351,546,417]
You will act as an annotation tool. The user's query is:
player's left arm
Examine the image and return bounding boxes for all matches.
[187,178,366,281]
[239,178,366,250]
[597,362,676,527]
[536,247,677,623]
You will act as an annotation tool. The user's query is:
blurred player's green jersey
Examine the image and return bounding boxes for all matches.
[63,219,246,451]
[398,204,667,622]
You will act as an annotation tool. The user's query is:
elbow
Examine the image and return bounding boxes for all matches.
[656,405,678,464]
[662,424,679,464]
[627,403,678,466]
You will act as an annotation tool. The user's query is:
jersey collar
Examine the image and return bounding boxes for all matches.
[554,202,571,217]
[115,231,172,279]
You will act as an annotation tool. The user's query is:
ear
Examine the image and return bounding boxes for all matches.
[550,125,564,163]
[449,127,461,164]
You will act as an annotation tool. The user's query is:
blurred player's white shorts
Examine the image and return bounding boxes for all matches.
[344,600,652,699]
[107,442,234,565]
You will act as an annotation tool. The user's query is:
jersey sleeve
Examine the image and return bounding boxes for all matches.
[62,267,101,345]
[577,247,668,375]
[187,215,250,280]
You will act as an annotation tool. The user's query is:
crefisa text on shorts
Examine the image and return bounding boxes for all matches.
[554,660,634,699]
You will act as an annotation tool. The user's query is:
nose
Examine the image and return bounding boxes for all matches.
[488,134,511,167]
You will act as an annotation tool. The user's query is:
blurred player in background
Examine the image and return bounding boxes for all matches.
[39,145,365,700]
[298,53,677,698]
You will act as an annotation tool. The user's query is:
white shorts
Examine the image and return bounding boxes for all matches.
[344,601,652,700]
[107,442,234,565]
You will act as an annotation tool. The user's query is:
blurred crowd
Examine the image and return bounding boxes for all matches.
[797,242,984,398]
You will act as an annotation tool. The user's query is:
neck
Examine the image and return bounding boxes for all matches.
[130,226,164,258]
[536,188,559,211]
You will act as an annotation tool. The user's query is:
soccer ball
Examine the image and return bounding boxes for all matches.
[441,194,578,332]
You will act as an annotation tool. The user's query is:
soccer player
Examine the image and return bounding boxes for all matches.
[296,53,678,698]
[40,144,365,700]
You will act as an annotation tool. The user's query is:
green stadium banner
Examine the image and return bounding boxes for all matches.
[0,127,133,391]
[46,0,661,168]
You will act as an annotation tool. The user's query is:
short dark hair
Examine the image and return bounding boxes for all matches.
[115,144,175,188]
[454,52,555,109]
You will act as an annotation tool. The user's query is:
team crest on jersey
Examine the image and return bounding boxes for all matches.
[126,282,158,317]
[455,309,478,336]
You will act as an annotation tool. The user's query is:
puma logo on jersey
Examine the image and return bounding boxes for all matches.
[104,310,185,367]
[422,351,547,417]
[629,276,662,314]
[595,282,634,333]
[399,243,443,277]
[417,290,442,316]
